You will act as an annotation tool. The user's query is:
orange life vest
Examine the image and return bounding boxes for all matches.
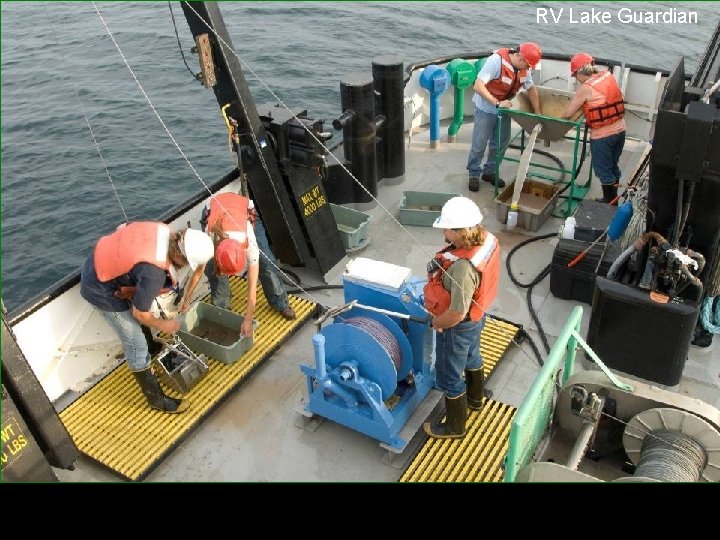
[94,222,171,282]
[582,71,625,129]
[207,192,250,242]
[423,232,501,321]
[485,48,529,101]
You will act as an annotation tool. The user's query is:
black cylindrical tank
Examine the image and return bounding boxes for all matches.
[373,55,405,181]
[338,74,377,204]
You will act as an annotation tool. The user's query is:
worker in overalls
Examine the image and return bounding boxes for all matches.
[467,42,543,192]
[562,53,626,204]
[423,197,501,439]
[80,223,214,413]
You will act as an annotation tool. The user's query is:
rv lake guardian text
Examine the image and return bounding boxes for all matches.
[536,7,698,25]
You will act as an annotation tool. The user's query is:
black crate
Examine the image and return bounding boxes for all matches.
[573,200,618,242]
[550,239,620,304]
[587,277,701,386]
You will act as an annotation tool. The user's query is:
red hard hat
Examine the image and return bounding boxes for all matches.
[519,42,542,69]
[570,53,594,76]
[215,238,246,275]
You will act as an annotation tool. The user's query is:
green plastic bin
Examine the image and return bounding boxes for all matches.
[178,302,258,364]
[330,203,370,252]
[397,191,460,226]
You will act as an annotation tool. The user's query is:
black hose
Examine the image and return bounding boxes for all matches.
[279,267,301,287]
[506,232,558,354]
[517,328,545,368]
[287,285,344,294]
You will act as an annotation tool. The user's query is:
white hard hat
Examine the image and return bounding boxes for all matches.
[433,196,483,229]
[180,229,214,270]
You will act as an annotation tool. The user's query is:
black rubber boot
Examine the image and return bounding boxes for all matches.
[132,367,189,413]
[596,183,618,205]
[141,325,163,357]
[423,393,468,439]
[466,368,486,411]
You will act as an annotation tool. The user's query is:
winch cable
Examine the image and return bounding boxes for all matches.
[633,429,707,482]
[180,2,544,371]
[547,378,716,480]
[42,2,129,225]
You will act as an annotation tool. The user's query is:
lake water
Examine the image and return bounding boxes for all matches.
[2,1,717,312]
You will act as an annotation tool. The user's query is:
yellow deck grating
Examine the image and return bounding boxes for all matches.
[478,317,519,380]
[59,277,315,481]
[399,316,520,483]
[399,399,517,482]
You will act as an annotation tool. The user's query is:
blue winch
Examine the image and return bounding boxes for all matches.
[301,258,436,451]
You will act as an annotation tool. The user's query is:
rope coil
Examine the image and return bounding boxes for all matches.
[634,429,707,482]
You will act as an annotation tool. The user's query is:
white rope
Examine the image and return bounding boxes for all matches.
[703,79,720,104]
[42,2,128,223]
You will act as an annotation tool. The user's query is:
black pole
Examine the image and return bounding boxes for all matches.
[373,55,405,180]
[336,74,377,205]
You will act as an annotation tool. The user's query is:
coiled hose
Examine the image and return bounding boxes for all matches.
[505,232,558,355]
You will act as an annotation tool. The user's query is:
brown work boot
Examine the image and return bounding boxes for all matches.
[481,172,506,188]
[277,306,296,320]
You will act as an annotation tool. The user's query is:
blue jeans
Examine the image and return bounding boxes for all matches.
[98,309,150,372]
[206,219,289,311]
[590,131,625,185]
[205,257,232,310]
[434,316,485,397]
[254,219,290,311]
[467,108,511,178]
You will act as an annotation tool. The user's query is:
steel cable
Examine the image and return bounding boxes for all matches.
[344,317,402,371]
[634,429,707,482]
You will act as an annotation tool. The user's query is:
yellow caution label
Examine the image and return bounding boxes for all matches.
[1,415,29,471]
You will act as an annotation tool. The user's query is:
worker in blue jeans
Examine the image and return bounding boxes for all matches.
[562,53,626,204]
[201,193,296,321]
[467,43,542,192]
[422,197,501,439]
[253,215,296,320]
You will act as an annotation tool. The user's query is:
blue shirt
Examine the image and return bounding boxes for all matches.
[472,53,535,114]
[80,252,170,312]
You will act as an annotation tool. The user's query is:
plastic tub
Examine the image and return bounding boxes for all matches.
[398,191,460,226]
[178,302,258,364]
[330,203,370,252]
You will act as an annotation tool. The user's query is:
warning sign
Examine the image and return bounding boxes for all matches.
[299,184,327,219]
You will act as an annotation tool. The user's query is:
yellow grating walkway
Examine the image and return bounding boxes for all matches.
[479,317,519,379]
[59,277,315,481]
[399,399,517,482]
[399,316,520,483]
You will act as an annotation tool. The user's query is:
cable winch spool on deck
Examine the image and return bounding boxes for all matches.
[620,407,720,482]
[342,316,403,375]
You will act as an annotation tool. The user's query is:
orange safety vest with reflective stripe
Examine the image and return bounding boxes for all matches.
[485,48,529,102]
[582,71,625,129]
[207,192,250,243]
[423,232,500,321]
[94,222,171,282]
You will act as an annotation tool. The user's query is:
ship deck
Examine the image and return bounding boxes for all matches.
[53,118,720,482]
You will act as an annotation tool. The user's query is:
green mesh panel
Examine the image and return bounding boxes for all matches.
[504,306,583,482]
